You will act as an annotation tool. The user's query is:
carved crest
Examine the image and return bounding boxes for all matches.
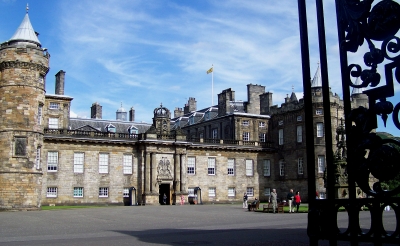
[157,157,173,181]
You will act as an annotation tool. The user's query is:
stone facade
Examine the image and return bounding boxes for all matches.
[0,11,371,210]
[0,13,49,210]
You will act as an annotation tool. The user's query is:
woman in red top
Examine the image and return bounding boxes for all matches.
[294,191,301,212]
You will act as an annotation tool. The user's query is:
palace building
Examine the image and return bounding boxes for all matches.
[0,10,368,210]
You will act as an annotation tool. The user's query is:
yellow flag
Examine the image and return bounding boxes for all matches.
[207,67,213,74]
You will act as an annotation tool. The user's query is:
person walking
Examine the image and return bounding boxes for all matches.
[180,194,185,205]
[287,189,295,213]
[294,191,301,212]
[163,193,167,205]
[269,189,278,213]
[243,192,248,209]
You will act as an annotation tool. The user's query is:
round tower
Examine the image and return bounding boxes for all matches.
[0,6,49,210]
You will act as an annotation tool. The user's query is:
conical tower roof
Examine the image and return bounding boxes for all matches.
[290,91,298,102]
[9,5,41,46]
[311,62,322,88]
[351,77,364,95]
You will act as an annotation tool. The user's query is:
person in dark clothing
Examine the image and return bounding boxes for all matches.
[287,189,295,213]
[243,193,248,209]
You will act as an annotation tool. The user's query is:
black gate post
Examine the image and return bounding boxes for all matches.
[297,1,318,245]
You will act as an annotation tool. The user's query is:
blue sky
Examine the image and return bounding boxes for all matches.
[0,0,399,135]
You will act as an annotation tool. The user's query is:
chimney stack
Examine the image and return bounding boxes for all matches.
[55,70,65,95]
[91,102,102,119]
[129,107,135,122]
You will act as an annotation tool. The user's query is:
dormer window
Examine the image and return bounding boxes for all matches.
[106,124,116,133]
[189,116,195,125]
[49,102,59,110]
[205,111,210,121]
[128,126,138,135]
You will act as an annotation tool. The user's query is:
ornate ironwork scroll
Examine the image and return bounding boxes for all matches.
[299,0,400,245]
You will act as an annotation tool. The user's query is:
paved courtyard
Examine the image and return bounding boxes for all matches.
[0,204,394,245]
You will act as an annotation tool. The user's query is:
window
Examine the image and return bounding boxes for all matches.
[278,129,284,145]
[188,188,195,197]
[47,187,57,197]
[278,120,283,125]
[199,132,204,139]
[317,123,324,137]
[205,111,210,121]
[228,187,235,197]
[318,156,325,173]
[263,159,271,176]
[227,158,235,176]
[47,151,58,172]
[37,104,43,124]
[259,121,265,127]
[246,159,253,176]
[189,116,194,125]
[319,192,326,199]
[74,153,84,173]
[49,102,59,109]
[106,124,116,133]
[99,187,109,197]
[298,157,304,175]
[187,157,196,175]
[279,159,285,176]
[35,147,41,169]
[246,187,254,197]
[14,137,27,156]
[99,153,109,174]
[48,118,59,129]
[297,125,302,142]
[212,128,218,139]
[297,116,302,121]
[259,133,266,142]
[316,108,323,115]
[264,188,271,196]
[123,154,133,174]
[208,187,216,197]
[38,75,44,84]
[243,132,250,141]
[128,126,138,135]
[73,187,83,198]
[208,157,216,175]
[242,120,249,126]
[123,188,129,197]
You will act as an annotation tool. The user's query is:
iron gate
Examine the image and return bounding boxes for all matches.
[298,0,400,245]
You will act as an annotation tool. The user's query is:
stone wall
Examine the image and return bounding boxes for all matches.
[41,140,140,205]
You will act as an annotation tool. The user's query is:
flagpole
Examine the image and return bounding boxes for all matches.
[211,64,214,106]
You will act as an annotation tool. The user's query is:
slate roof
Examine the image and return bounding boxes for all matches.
[9,12,41,46]
[290,92,298,103]
[311,63,322,88]
[69,118,152,134]
[351,77,364,95]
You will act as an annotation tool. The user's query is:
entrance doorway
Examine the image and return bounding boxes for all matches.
[159,184,170,205]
